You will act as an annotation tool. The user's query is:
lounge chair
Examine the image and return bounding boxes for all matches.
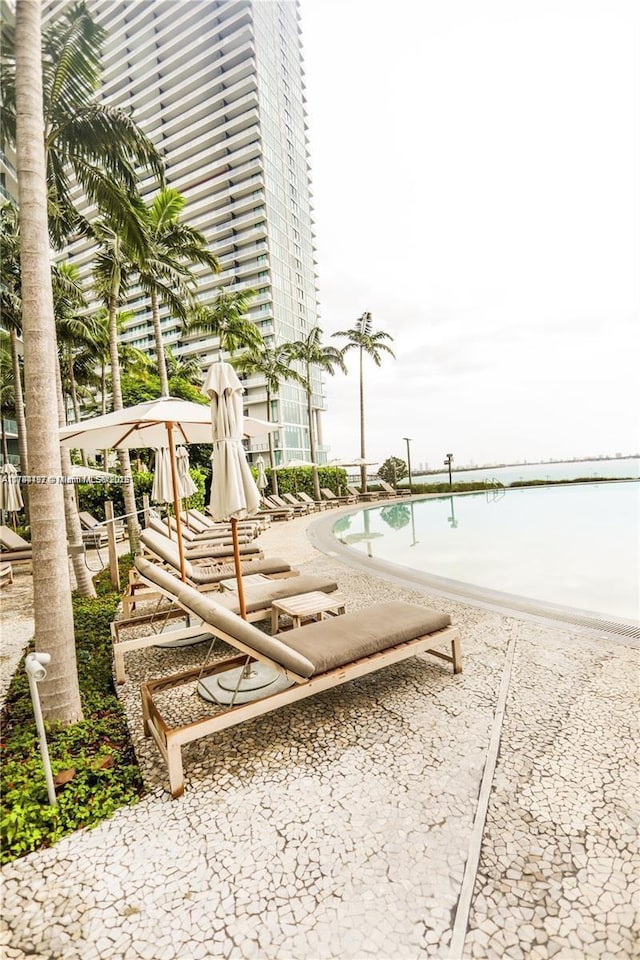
[346,484,382,503]
[185,509,265,534]
[151,516,256,548]
[377,479,411,498]
[268,493,311,516]
[137,568,463,797]
[0,526,32,562]
[180,511,265,538]
[147,521,263,562]
[259,498,295,521]
[296,491,331,511]
[280,491,319,512]
[79,510,127,542]
[127,528,294,615]
[112,556,340,683]
[320,487,357,506]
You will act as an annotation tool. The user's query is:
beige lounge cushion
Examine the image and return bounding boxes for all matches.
[185,542,261,561]
[0,548,32,561]
[188,557,291,584]
[278,602,452,676]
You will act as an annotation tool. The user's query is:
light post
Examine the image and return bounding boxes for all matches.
[403,437,413,494]
[357,311,372,492]
[444,452,454,488]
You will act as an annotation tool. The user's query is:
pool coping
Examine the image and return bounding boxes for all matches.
[308,495,640,647]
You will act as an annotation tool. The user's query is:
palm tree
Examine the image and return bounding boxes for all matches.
[91,215,143,548]
[164,346,204,387]
[0,202,28,487]
[14,0,82,723]
[333,313,395,492]
[183,288,263,358]
[1,0,163,247]
[232,341,306,496]
[51,262,98,598]
[137,188,220,396]
[0,333,15,465]
[286,327,346,500]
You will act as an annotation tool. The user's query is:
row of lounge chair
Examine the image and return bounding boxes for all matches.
[115,510,463,798]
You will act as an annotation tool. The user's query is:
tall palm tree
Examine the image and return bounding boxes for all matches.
[232,341,306,496]
[14,0,82,723]
[183,288,263,358]
[0,333,15,465]
[137,188,220,396]
[286,327,346,500]
[333,313,395,492]
[0,201,28,487]
[1,0,163,247]
[51,262,98,598]
[91,215,143,548]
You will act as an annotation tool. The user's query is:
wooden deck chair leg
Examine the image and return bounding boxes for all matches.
[451,635,462,674]
[167,738,185,799]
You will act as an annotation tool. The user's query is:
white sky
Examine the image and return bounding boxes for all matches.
[298,0,639,469]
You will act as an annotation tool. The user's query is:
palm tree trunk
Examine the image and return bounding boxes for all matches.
[151,287,170,396]
[1,415,7,464]
[68,354,88,465]
[266,387,278,496]
[359,345,367,492]
[15,0,82,723]
[108,288,139,550]
[101,362,107,415]
[56,357,96,598]
[9,328,29,519]
[306,364,321,500]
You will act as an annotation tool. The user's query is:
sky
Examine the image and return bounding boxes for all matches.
[297,0,639,470]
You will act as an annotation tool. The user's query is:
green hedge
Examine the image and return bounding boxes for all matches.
[264,466,347,497]
[76,466,206,522]
[0,555,144,863]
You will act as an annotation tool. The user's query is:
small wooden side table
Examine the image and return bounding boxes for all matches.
[271,591,347,634]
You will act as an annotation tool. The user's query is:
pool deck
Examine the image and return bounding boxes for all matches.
[1,508,638,960]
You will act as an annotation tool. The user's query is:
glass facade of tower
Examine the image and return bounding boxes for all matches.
[43,0,327,464]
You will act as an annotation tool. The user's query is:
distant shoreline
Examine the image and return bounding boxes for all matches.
[417,455,639,477]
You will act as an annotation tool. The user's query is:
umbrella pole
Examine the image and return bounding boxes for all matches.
[231,517,247,620]
[166,423,187,582]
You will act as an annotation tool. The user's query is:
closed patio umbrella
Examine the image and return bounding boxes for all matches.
[203,362,260,615]
[176,446,198,499]
[255,455,267,492]
[199,362,284,705]
[1,463,23,527]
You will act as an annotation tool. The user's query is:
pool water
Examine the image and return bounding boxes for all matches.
[334,482,640,621]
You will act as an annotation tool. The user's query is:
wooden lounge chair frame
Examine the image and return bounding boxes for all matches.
[138,575,462,798]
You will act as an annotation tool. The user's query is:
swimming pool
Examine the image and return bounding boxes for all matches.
[332,482,639,622]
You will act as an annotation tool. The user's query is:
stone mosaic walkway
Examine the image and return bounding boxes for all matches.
[1,511,638,959]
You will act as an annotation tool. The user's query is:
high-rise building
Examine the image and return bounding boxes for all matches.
[42,0,328,465]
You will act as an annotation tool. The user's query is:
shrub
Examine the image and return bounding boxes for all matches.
[0,555,144,863]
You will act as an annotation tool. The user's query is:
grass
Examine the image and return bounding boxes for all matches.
[0,554,144,864]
